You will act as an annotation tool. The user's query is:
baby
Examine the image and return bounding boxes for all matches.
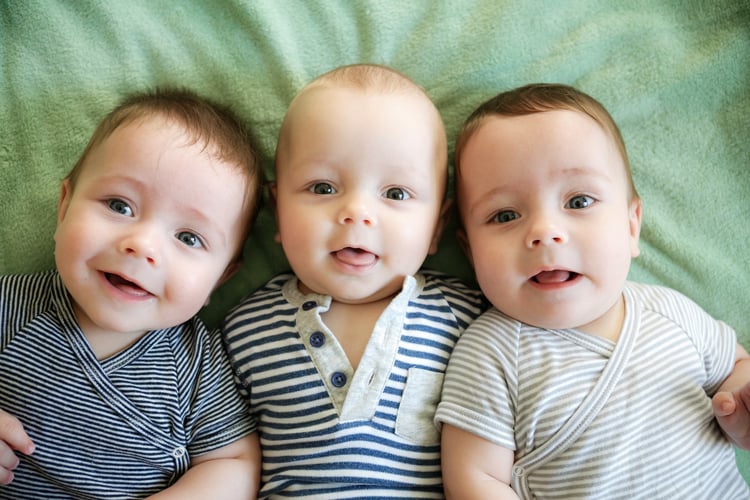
[0,89,263,498]
[223,64,485,497]
[435,83,750,499]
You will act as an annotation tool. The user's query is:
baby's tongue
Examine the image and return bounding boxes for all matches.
[334,248,376,266]
[534,270,571,284]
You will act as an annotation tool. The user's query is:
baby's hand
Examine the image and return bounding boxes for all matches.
[713,383,750,450]
[0,410,34,485]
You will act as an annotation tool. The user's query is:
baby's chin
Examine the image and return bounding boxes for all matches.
[298,277,405,305]
[486,299,579,331]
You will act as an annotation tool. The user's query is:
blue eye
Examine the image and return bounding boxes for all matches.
[566,195,594,209]
[384,187,409,200]
[491,210,519,224]
[310,183,335,195]
[177,231,203,248]
[108,198,133,216]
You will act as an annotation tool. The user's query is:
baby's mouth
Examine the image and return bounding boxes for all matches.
[532,270,580,284]
[105,273,151,296]
[332,247,378,267]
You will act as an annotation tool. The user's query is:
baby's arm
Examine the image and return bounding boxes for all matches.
[441,424,519,499]
[712,342,750,449]
[0,409,34,485]
[148,432,261,500]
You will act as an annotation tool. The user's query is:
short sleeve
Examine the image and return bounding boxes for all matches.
[182,324,256,456]
[435,307,518,450]
[633,283,738,396]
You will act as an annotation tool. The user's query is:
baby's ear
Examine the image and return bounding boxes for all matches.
[267,181,278,209]
[267,181,282,244]
[56,179,73,224]
[456,226,473,267]
[218,260,242,287]
[428,199,453,255]
[204,261,243,307]
[629,197,643,258]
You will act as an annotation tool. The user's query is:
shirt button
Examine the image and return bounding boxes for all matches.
[309,331,325,348]
[172,446,186,459]
[513,465,525,477]
[331,371,347,387]
[302,300,317,310]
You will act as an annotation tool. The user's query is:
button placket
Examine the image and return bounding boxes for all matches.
[294,293,351,413]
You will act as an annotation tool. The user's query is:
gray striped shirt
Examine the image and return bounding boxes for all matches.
[436,281,749,499]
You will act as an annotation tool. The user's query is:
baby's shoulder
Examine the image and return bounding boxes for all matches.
[229,273,294,310]
[223,272,297,333]
[625,281,729,337]
[626,281,704,317]
[419,270,483,301]
[0,270,64,347]
[1,270,60,318]
[417,270,487,324]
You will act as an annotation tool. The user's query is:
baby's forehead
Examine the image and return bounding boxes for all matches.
[102,114,190,148]
[471,110,618,155]
[284,84,446,145]
[294,83,435,115]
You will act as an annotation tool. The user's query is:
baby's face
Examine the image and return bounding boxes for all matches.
[273,86,447,303]
[458,110,641,336]
[54,116,248,340]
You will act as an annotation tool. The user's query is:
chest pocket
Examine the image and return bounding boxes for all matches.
[395,367,442,445]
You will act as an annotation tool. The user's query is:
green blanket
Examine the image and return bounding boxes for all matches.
[2,0,749,479]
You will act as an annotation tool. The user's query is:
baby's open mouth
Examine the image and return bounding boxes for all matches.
[532,270,580,284]
[105,273,150,296]
[332,247,377,267]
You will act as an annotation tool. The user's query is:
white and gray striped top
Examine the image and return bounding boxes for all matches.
[0,271,255,499]
[436,281,749,499]
[223,271,485,498]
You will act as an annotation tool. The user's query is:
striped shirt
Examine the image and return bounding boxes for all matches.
[0,271,255,499]
[223,271,484,498]
[436,281,750,499]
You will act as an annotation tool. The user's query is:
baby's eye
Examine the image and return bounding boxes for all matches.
[566,195,595,210]
[108,198,133,217]
[384,187,409,201]
[310,182,335,195]
[176,231,203,249]
[491,210,519,224]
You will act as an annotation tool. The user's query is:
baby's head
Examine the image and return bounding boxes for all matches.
[272,64,448,304]
[456,83,638,202]
[455,83,642,336]
[65,89,263,239]
[55,89,262,339]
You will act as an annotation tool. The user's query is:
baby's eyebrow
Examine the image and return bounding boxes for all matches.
[555,165,613,182]
[182,206,228,249]
[466,185,513,219]
[92,174,146,191]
